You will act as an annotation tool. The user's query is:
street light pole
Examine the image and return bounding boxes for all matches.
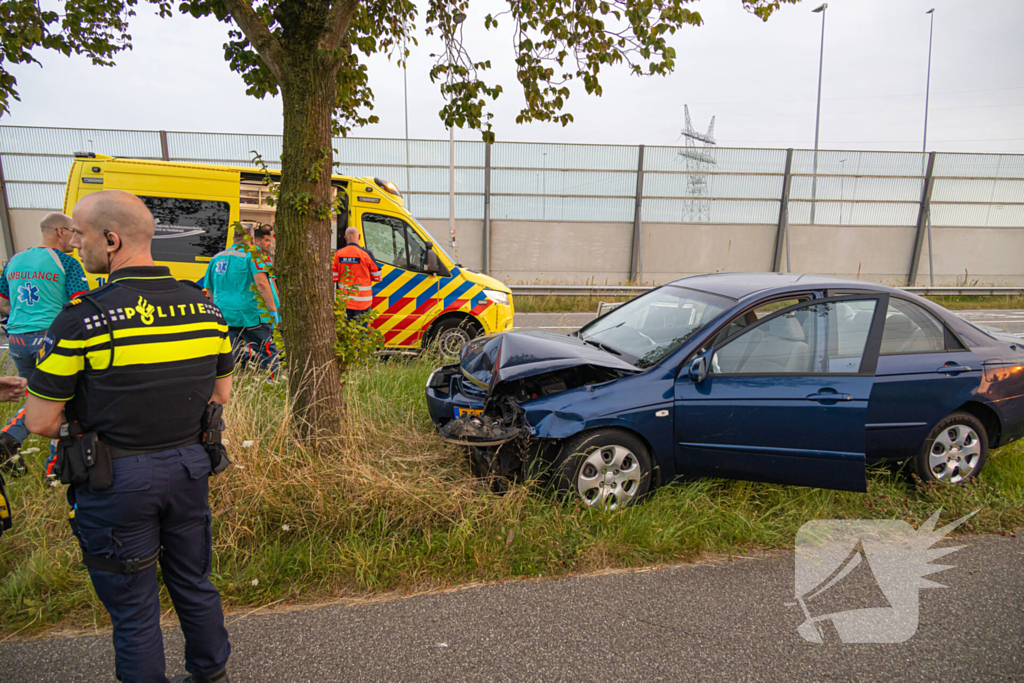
[839,158,847,225]
[448,11,466,259]
[923,8,936,286]
[810,3,827,226]
[403,21,412,211]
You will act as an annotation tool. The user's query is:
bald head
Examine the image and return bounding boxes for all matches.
[40,212,71,234]
[345,226,360,244]
[75,191,155,245]
[39,212,73,252]
[70,191,156,274]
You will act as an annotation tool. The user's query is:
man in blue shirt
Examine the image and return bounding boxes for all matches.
[203,228,279,372]
[0,212,89,475]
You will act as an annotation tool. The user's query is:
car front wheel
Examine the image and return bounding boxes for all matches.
[555,429,653,509]
[914,410,988,485]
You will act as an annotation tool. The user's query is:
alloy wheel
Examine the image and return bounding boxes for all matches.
[576,445,642,510]
[928,424,982,484]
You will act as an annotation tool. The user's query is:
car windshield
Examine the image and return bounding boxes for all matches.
[579,286,734,368]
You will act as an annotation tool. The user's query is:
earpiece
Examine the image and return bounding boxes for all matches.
[104,229,115,247]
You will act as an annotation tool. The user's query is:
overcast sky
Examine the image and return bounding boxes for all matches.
[5,0,1024,153]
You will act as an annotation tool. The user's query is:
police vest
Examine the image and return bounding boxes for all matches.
[28,266,235,451]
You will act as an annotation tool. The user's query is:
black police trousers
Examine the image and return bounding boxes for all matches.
[74,444,230,683]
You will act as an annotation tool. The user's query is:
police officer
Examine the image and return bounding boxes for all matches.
[0,212,90,475]
[204,227,278,371]
[24,190,233,683]
[332,226,381,322]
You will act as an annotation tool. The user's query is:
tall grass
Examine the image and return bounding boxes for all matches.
[2,352,1023,635]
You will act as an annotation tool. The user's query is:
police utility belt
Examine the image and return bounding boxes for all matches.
[56,403,231,575]
[55,401,231,491]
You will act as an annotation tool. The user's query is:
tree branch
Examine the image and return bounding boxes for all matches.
[220,0,286,81]
[324,0,360,53]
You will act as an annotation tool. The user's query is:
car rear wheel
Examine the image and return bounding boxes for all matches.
[914,411,988,485]
[555,429,653,510]
[430,318,481,357]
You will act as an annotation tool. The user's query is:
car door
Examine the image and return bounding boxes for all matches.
[674,295,887,492]
[359,211,441,347]
[866,297,982,462]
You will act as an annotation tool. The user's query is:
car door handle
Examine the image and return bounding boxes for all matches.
[806,392,854,402]
[936,364,972,374]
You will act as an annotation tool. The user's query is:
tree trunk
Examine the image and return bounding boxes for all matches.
[277,60,345,440]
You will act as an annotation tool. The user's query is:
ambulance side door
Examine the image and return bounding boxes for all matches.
[359,210,441,347]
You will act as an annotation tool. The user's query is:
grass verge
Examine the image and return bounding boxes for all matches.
[1,352,1023,635]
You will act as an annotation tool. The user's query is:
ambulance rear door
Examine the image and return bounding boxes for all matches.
[88,159,240,286]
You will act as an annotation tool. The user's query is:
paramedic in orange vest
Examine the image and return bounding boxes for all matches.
[332,226,381,322]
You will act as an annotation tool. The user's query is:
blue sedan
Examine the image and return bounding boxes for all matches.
[425,273,1024,508]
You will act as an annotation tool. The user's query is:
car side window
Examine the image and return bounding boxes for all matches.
[712,299,878,375]
[362,214,406,266]
[879,299,946,355]
[713,297,811,346]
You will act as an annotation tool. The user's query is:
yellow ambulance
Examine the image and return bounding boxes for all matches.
[63,153,514,352]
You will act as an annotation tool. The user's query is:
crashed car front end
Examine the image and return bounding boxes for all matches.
[424,331,641,482]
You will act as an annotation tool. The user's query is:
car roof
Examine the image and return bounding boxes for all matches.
[667,272,894,299]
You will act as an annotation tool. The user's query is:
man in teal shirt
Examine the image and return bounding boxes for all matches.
[252,225,281,374]
[0,212,89,474]
[203,228,279,372]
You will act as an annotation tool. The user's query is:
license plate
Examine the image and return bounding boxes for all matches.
[455,407,484,418]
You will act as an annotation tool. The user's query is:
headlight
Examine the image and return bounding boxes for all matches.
[483,290,510,306]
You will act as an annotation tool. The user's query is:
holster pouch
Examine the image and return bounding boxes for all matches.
[0,472,11,538]
[201,402,231,475]
[56,423,113,491]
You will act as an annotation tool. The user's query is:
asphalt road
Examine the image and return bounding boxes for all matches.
[2,531,1021,682]
[515,309,1024,338]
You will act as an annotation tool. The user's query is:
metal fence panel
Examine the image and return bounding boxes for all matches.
[491,195,634,222]
[493,168,635,199]
[643,199,780,224]
[5,183,66,210]
[644,146,786,174]
[493,142,638,171]
[934,153,1024,179]
[932,178,1024,205]
[167,131,282,166]
[792,149,927,177]
[1,154,71,184]
[0,126,162,157]
[644,172,784,200]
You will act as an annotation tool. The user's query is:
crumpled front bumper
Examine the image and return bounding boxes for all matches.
[425,363,486,428]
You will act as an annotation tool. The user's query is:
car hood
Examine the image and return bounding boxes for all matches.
[460,330,639,393]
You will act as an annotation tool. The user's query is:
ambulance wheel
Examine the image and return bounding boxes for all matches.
[430,318,480,356]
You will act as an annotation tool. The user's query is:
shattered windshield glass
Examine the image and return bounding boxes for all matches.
[580,286,734,367]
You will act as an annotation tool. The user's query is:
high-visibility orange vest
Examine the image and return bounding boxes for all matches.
[332,244,382,311]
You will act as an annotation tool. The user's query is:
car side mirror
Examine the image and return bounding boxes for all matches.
[688,355,708,383]
[425,248,451,278]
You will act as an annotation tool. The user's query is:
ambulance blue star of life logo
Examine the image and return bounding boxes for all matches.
[17,282,40,306]
[215,260,228,275]
[788,507,976,643]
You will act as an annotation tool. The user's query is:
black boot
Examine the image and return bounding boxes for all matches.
[0,432,26,477]
[170,671,229,683]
